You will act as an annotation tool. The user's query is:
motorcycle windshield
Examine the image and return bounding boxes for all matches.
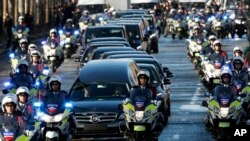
[134,97,146,111]
[215,89,232,107]
[1,125,18,140]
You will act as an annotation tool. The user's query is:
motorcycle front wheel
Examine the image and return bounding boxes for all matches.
[51,60,57,73]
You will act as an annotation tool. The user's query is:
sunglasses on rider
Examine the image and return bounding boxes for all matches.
[139,76,147,80]
[18,93,27,97]
[5,104,14,107]
[51,83,59,85]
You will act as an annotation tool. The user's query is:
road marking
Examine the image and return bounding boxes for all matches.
[190,87,201,105]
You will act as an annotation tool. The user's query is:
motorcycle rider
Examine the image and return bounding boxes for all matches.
[201,35,215,56]
[29,50,45,79]
[232,57,248,93]
[16,87,34,121]
[175,9,185,20]
[79,10,92,23]
[129,70,152,106]
[190,26,204,40]
[15,38,29,61]
[189,8,199,21]
[208,40,228,66]
[197,9,207,23]
[214,69,237,101]
[233,47,243,57]
[42,76,76,134]
[63,19,75,35]
[47,28,60,44]
[0,94,27,133]
[11,60,34,89]
[28,44,38,55]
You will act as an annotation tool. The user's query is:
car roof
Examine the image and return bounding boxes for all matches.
[90,37,127,42]
[89,41,130,46]
[79,59,138,84]
[102,51,146,58]
[87,25,125,29]
[91,47,135,60]
[107,54,153,59]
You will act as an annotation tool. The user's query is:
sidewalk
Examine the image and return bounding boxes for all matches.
[0,25,51,54]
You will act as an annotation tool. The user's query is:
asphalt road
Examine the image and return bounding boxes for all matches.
[0,33,248,140]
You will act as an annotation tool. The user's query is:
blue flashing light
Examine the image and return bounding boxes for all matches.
[4,82,11,87]
[41,41,46,45]
[65,103,73,108]
[59,30,63,35]
[74,30,80,35]
[34,102,42,107]
[9,53,15,58]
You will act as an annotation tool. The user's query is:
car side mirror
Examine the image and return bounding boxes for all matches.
[163,78,171,85]
[118,104,123,111]
[202,100,208,107]
[71,54,81,62]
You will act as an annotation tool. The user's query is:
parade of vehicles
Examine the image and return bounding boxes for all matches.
[1,0,250,140]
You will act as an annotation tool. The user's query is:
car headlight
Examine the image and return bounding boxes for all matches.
[135,111,144,122]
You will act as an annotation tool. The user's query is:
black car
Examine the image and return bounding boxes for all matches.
[89,37,127,44]
[69,59,140,137]
[82,25,128,50]
[101,51,146,59]
[90,47,135,60]
[107,54,154,59]
[89,41,130,47]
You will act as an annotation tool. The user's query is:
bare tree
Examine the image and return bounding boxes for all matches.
[30,0,33,15]
[14,0,18,24]
[45,0,49,24]
[36,0,40,24]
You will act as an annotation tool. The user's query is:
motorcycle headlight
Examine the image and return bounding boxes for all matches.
[9,53,15,58]
[99,17,104,21]
[242,21,246,24]
[33,102,42,107]
[65,102,73,108]
[4,82,12,87]
[58,30,63,35]
[41,41,47,45]
[54,113,66,122]
[135,111,144,122]
[235,19,241,24]
[41,114,53,122]
[223,16,228,20]
[74,30,79,35]
[220,108,229,118]
[229,15,235,20]
[42,69,50,76]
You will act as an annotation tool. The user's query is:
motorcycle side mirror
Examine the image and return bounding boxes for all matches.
[163,78,171,85]
[202,100,208,107]
[71,54,81,62]
[239,93,247,98]
[167,72,174,78]
[163,67,169,72]
[204,92,211,97]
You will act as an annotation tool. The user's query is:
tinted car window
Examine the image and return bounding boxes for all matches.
[86,28,125,43]
[70,82,130,101]
[126,25,141,40]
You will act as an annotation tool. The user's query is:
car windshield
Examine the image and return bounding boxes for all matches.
[126,25,141,40]
[86,28,125,43]
[70,82,130,101]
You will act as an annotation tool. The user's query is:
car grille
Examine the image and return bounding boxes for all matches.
[75,112,117,124]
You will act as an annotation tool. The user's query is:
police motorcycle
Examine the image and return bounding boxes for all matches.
[58,29,80,59]
[120,98,163,141]
[8,53,19,75]
[173,18,188,40]
[0,124,19,141]
[12,26,30,49]
[32,98,73,141]
[187,39,203,67]
[41,41,64,73]
[233,17,247,38]
[212,17,226,39]
[202,92,245,140]
[201,59,229,93]
[205,16,215,37]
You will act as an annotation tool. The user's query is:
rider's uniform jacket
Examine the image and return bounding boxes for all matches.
[232,69,248,88]
[129,85,153,106]
[11,73,34,88]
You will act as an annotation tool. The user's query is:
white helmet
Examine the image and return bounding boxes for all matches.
[18,16,24,22]
[104,8,108,12]
[49,75,62,90]
[193,26,200,30]
[220,68,232,83]
[50,29,57,34]
[83,10,89,15]
[16,86,30,95]
[17,60,29,68]
[137,70,150,79]
[178,9,183,13]
[30,50,41,57]
[232,56,244,64]
[208,35,217,40]
[28,44,38,50]
[213,40,222,46]
[233,47,243,53]
[1,93,17,112]
[191,7,196,11]
[66,19,73,23]
[19,38,28,44]
[195,18,201,23]
[170,9,176,14]
[149,10,155,14]
[109,7,115,12]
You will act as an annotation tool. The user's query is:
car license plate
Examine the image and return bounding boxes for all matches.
[134,125,146,131]
[219,122,230,127]
[213,79,220,84]
[84,124,107,131]
[195,52,200,57]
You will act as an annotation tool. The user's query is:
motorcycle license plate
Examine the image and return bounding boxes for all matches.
[213,79,220,84]
[49,56,56,60]
[216,27,222,30]
[219,122,230,127]
[134,125,146,131]
[65,44,71,48]
[195,52,200,57]
[177,28,182,31]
